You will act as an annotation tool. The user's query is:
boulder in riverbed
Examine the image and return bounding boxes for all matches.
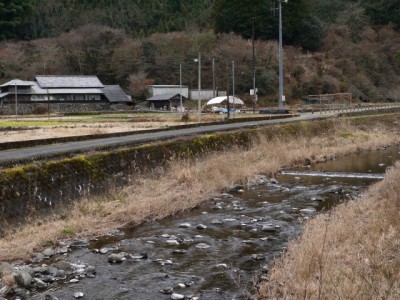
[108,253,125,263]
[13,271,32,288]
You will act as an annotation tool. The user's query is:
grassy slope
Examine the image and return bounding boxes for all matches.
[258,163,400,299]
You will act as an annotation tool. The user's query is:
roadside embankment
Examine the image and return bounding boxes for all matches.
[257,162,400,299]
[0,113,399,262]
[0,114,293,151]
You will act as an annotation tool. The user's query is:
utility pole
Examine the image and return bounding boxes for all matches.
[14,83,18,120]
[252,17,256,113]
[179,63,183,114]
[212,57,215,98]
[232,60,235,118]
[278,0,287,110]
[226,63,230,120]
[47,88,50,119]
[197,52,201,123]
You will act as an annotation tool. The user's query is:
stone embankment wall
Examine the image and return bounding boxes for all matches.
[0,102,132,114]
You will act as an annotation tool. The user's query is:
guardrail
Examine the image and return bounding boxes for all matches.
[291,103,400,115]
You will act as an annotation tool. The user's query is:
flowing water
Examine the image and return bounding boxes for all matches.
[28,146,399,300]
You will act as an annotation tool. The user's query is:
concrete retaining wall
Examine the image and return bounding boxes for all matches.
[0,130,255,230]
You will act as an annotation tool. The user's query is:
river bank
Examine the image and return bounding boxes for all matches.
[257,159,400,298]
[1,114,400,296]
[0,115,399,262]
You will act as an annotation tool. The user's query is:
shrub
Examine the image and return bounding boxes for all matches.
[33,104,48,115]
[61,227,75,236]
[181,112,190,123]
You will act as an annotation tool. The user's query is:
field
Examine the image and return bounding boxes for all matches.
[0,113,189,142]
[0,111,279,142]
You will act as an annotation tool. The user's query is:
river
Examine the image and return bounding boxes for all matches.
[25,146,399,300]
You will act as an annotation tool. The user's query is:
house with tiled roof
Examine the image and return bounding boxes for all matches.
[0,76,131,105]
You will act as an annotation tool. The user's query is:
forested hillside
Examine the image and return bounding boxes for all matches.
[0,0,400,104]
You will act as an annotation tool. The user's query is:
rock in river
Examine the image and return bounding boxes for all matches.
[0,262,13,277]
[299,208,316,214]
[196,224,207,230]
[211,219,223,225]
[171,293,185,300]
[74,292,84,299]
[85,266,96,275]
[166,239,180,245]
[108,253,125,263]
[261,224,277,232]
[42,248,55,257]
[52,260,72,272]
[14,271,32,288]
[195,243,210,249]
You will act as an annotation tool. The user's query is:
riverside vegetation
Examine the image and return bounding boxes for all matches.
[256,133,400,298]
[257,164,400,299]
[0,113,400,297]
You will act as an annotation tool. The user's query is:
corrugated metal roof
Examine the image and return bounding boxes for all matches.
[101,85,131,103]
[148,85,188,88]
[147,93,186,101]
[47,88,103,94]
[30,82,102,94]
[0,79,34,87]
[30,81,46,94]
[0,92,9,98]
[36,76,104,88]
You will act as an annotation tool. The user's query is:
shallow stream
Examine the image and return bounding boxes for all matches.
[28,146,399,300]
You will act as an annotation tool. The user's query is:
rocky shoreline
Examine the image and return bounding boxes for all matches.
[0,176,275,300]
[0,166,370,300]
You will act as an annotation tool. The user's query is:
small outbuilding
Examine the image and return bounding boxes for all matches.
[206,96,244,114]
[147,93,187,111]
[206,96,244,106]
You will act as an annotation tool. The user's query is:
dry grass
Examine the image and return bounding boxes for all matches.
[0,112,287,142]
[257,162,400,299]
[0,119,399,262]
[0,121,190,142]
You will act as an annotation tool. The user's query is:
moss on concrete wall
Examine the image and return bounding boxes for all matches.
[0,114,395,226]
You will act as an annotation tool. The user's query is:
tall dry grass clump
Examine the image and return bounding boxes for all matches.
[258,163,400,299]
[0,118,399,261]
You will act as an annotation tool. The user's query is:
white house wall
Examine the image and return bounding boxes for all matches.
[189,90,227,101]
[151,86,189,98]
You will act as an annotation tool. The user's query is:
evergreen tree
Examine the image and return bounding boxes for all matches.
[0,0,33,40]
[213,0,325,51]
[27,0,214,40]
[364,0,400,30]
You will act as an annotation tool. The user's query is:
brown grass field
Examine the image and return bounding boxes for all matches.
[0,112,270,142]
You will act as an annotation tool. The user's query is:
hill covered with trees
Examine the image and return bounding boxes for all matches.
[0,0,400,104]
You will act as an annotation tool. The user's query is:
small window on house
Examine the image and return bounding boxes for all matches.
[31,95,47,101]
[87,94,101,101]
[74,95,85,101]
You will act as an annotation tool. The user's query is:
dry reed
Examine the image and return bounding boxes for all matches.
[0,119,399,263]
[257,162,400,299]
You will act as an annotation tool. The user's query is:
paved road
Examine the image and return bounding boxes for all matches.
[0,113,331,164]
[0,105,396,165]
